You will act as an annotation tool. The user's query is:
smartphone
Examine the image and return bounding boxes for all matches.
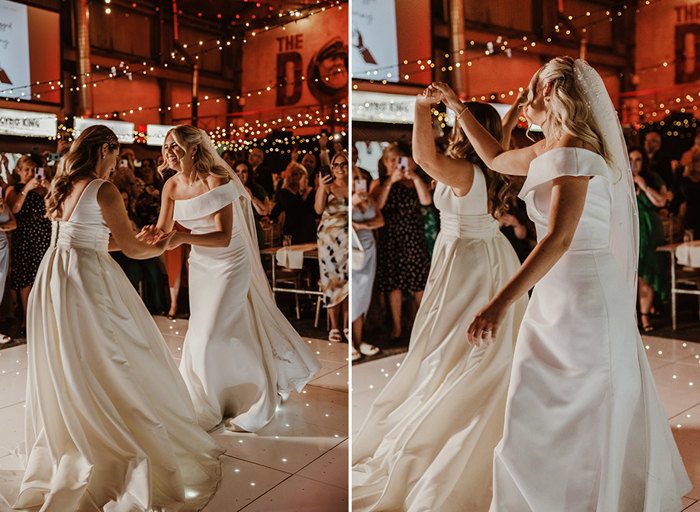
[320,164,335,183]
[47,153,61,162]
[355,179,367,194]
[398,156,409,171]
[35,167,45,179]
[120,159,129,168]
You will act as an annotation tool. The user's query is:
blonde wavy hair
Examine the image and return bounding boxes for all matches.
[523,56,613,165]
[45,125,119,218]
[158,125,231,182]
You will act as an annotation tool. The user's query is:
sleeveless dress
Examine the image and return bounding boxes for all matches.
[173,182,321,433]
[351,201,377,322]
[0,179,224,512]
[375,182,431,293]
[0,206,11,297]
[637,174,670,303]
[491,148,691,511]
[352,168,529,512]
[9,184,51,290]
[317,192,349,308]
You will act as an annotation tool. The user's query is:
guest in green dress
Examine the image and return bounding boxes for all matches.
[628,147,670,332]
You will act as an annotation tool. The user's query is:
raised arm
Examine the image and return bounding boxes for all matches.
[412,89,475,196]
[466,173,590,345]
[501,89,528,151]
[98,181,172,259]
[432,82,542,176]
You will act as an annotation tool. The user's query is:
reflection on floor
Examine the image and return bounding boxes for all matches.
[351,335,700,511]
[0,315,349,512]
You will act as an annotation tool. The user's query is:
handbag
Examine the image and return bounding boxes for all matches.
[351,227,365,270]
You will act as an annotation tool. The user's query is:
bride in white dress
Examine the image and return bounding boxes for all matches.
[150,125,321,433]
[351,97,528,511]
[0,125,224,512]
[434,57,691,511]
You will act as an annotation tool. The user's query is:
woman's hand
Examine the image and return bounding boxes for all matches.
[136,225,163,244]
[352,221,366,230]
[319,173,334,194]
[466,296,510,347]
[633,174,647,190]
[152,230,176,251]
[24,177,43,193]
[352,191,369,206]
[416,88,437,107]
[431,82,462,111]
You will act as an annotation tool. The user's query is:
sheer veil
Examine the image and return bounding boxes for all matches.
[198,129,273,298]
[573,60,639,301]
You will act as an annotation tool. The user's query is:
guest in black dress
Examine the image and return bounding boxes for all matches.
[371,143,432,340]
[271,162,319,244]
[6,154,51,333]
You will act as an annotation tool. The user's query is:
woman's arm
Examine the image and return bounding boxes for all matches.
[168,205,233,249]
[634,174,668,208]
[0,207,16,231]
[315,175,332,214]
[467,174,590,345]
[353,208,384,231]
[432,82,542,175]
[370,170,401,210]
[155,178,177,233]
[98,181,172,259]
[501,90,528,151]
[412,91,475,195]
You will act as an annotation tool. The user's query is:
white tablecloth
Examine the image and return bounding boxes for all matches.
[275,243,317,269]
[676,241,700,268]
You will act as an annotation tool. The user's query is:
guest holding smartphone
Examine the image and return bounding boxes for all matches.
[6,154,50,336]
[371,143,432,342]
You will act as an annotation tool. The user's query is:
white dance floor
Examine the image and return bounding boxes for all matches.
[0,315,349,512]
[352,335,700,511]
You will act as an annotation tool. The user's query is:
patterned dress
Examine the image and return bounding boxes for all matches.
[10,184,51,290]
[376,183,430,294]
[317,192,348,308]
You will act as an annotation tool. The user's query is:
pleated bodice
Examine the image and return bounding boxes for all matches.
[54,179,110,252]
[433,165,501,239]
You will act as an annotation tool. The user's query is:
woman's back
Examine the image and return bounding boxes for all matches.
[54,179,110,252]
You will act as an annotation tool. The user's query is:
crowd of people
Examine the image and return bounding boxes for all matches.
[351,118,700,359]
[0,133,349,345]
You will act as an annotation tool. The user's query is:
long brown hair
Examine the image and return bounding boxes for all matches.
[45,125,119,218]
[158,125,231,183]
[447,102,516,218]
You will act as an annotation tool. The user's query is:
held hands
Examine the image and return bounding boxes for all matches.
[136,225,165,244]
[431,82,461,110]
[466,296,510,347]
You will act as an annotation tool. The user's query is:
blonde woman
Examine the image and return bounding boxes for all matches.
[1,125,224,511]
[352,100,527,512]
[315,151,349,342]
[434,56,690,510]
[152,125,321,433]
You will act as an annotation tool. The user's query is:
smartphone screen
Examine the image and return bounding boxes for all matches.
[398,156,409,171]
[355,179,367,194]
[120,159,129,168]
[35,167,45,179]
[320,164,335,183]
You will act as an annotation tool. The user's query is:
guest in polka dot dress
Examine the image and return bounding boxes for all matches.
[6,154,51,335]
[371,143,432,340]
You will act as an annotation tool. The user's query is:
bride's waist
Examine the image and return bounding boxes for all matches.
[54,224,110,251]
[439,212,500,239]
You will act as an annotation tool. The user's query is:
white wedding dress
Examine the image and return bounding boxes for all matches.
[491,148,691,511]
[173,182,321,433]
[0,179,224,512]
[352,169,529,512]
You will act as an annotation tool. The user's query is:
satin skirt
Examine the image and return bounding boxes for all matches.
[182,228,321,433]
[491,248,692,512]
[0,245,224,512]
[352,227,528,512]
